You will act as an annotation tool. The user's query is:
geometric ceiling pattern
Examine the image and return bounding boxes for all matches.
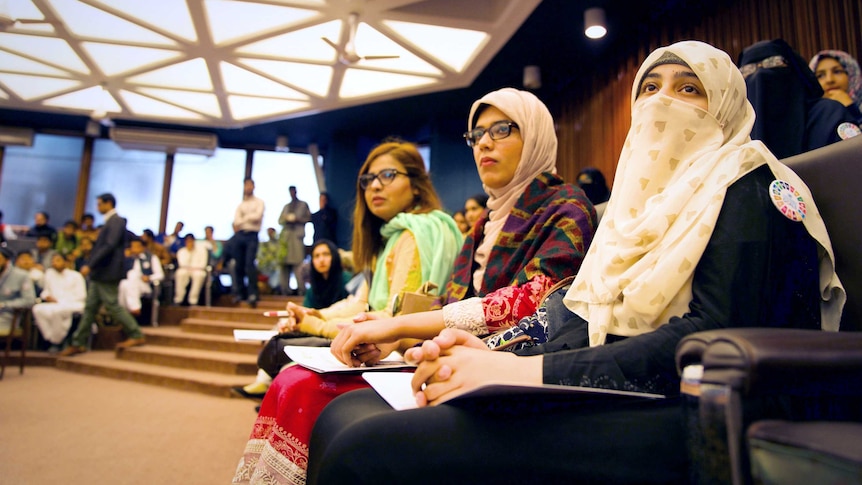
[0,0,541,128]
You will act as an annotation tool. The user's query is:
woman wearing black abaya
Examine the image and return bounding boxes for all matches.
[738,38,855,159]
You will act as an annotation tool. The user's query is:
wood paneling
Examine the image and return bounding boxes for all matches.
[555,0,862,188]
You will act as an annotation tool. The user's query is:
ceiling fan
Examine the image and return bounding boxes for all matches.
[322,12,399,65]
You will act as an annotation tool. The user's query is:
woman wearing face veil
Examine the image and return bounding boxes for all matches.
[307,40,844,484]
[739,38,856,159]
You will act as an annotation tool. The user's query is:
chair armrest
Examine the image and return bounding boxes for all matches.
[685,328,862,397]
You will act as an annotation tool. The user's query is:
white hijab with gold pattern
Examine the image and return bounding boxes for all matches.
[564,41,844,346]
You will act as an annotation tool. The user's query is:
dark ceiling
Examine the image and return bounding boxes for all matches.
[0,0,721,153]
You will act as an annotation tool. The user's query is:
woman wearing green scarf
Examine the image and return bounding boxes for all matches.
[233,139,462,485]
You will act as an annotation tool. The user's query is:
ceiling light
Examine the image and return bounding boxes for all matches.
[584,7,607,39]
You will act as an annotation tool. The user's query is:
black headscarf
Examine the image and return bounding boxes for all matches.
[308,239,349,309]
[738,39,852,159]
[577,167,610,205]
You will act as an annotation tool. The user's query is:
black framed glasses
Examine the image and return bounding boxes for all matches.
[359,168,410,190]
[739,55,788,79]
[463,120,519,147]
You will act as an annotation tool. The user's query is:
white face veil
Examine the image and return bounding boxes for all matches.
[564,40,844,346]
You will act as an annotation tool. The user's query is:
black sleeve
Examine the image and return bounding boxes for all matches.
[535,166,821,396]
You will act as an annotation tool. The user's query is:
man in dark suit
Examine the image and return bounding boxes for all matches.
[59,193,145,356]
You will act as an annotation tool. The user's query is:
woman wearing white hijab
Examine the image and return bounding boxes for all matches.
[307,41,844,484]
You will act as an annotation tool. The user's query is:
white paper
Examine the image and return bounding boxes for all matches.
[284,346,415,374]
[233,329,277,342]
[362,372,665,411]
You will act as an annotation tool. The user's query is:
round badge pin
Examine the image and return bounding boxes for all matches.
[837,122,861,140]
[769,179,806,222]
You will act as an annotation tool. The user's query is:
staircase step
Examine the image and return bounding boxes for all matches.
[186,306,277,324]
[142,326,266,355]
[55,350,255,398]
[180,318,273,336]
[116,344,259,374]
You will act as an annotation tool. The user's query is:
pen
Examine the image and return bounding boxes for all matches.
[263,311,293,317]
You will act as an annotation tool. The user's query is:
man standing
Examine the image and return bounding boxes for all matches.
[0,247,36,337]
[231,178,264,307]
[311,191,338,244]
[277,185,311,295]
[59,193,145,356]
[32,253,86,351]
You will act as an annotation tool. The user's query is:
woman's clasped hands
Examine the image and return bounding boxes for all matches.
[404,328,542,407]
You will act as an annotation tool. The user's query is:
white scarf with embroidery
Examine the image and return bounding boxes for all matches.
[564,40,844,346]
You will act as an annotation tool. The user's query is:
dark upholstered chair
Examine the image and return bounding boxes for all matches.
[675,135,862,484]
[1,308,33,379]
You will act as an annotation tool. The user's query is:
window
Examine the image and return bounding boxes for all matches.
[86,140,165,234]
[0,134,83,227]
[167,148,246,241]
[251,150,321,245]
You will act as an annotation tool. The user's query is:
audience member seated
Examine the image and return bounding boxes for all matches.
[233,91,596,484]
[0,247,36,337]
[256,227,280,293]
[452,210,470,236]
[305,40,845,485]
[462,192,488,231]
[738,38,857,159]
[160,221,185,256]
[32,253,86,352]
[30,235,57,272]
[25,211,57,243]
[54,220,79,260]
[14,252,43,294]
[200,225,223,267]
[0,210,17,244]
[70,237,94,272]
[577,166,611,205]
[76,213,99,242]
[234,238,354,399]
[141,229,172,267]
[173,234,209,306]
[809,49,862,126]
[118,237,164,316]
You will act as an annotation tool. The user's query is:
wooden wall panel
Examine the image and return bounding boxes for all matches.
[555,0,862,188]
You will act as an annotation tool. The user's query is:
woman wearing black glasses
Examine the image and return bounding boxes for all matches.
[233,90,596,485]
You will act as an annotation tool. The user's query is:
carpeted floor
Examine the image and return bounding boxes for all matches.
[0,366,260,484]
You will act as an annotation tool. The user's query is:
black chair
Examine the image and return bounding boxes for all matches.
[676,135,862,484]
[1,308,33,379]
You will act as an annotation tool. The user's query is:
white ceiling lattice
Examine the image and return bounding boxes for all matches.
[0,0,540,128]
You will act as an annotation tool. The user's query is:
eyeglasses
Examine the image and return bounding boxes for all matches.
[358,168,410,190]
[463,120,519,147]
[739,55,788,79]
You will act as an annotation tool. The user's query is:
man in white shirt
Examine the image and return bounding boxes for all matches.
[173,234,210,306]
[230,177,265,308]
[32,253,86,351]
[118,237,164,316]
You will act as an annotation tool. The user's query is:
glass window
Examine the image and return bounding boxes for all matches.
[86,140,165,235]
[0,133,84,227]
[167,148,246,242]
[252,150,321,245]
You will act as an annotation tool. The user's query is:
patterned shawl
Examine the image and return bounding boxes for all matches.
[444,171,594,304]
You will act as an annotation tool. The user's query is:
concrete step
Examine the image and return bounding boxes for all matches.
[116,344,258,375]
[55,350,256,399]
[180,318,273,337]
[185,306,277,324]
[142,326,266,355]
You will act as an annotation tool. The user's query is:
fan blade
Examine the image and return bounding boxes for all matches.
[362,55,400,61]
[321,36,339,51]
[16,18,51,24]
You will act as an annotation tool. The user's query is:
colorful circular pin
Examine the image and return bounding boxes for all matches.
[769,179,806,222]
[837,122,861,140]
